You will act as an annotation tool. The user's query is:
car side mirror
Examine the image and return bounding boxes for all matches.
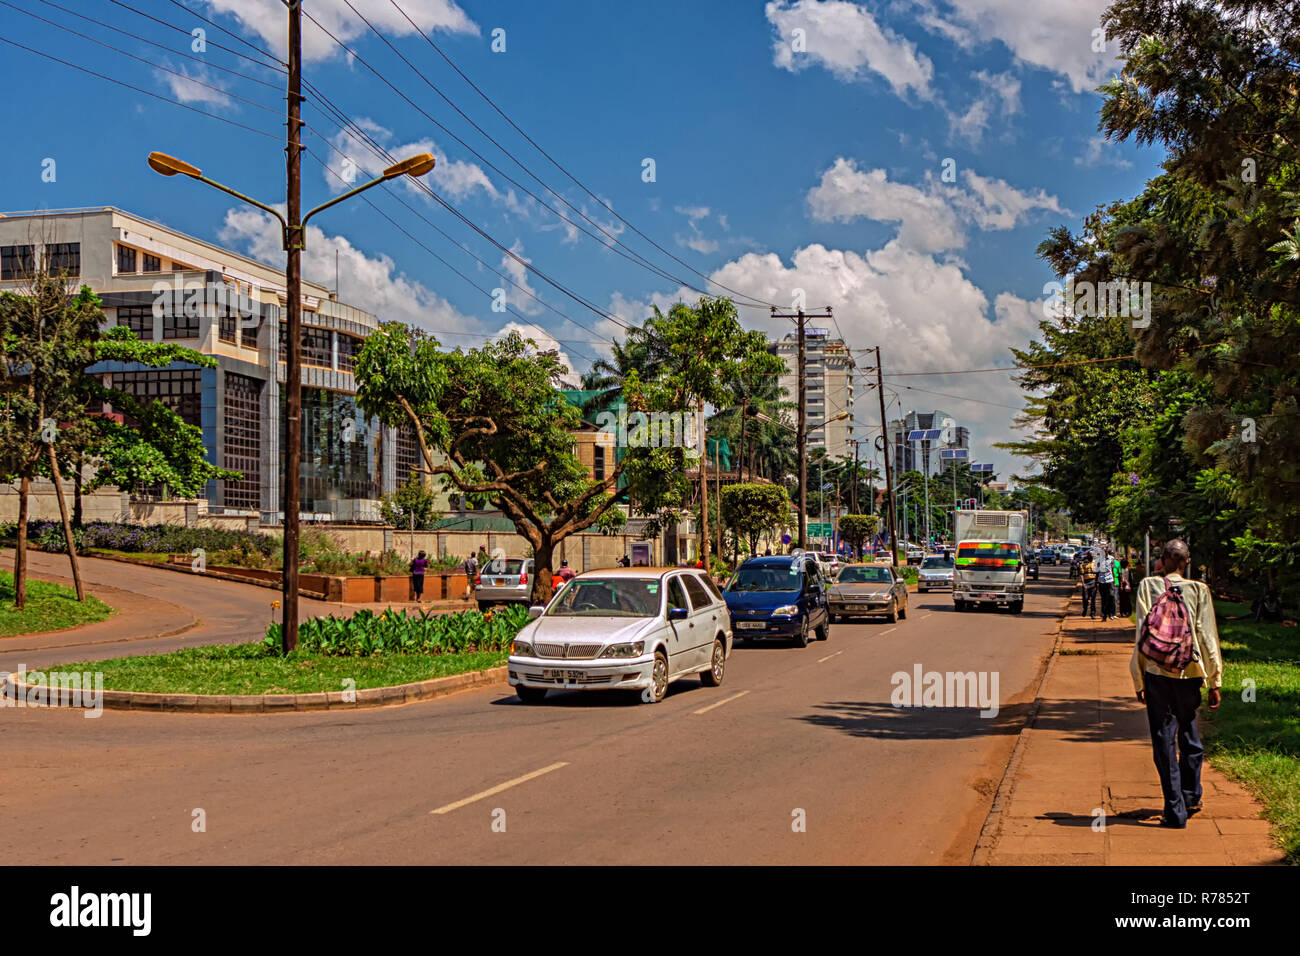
[667,606,688,621]
[528,605,545,619]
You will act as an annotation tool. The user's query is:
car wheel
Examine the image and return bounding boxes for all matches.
[816,622,829,641]
[899,600,907,620]
[515,685,547,704]
[700,638,726,687]
[828,612,839,624]
[643,650,669,703]
[1010,601,1024,614]
[794,620,810,648]
[955,600,966,612]
[887,601,898,624]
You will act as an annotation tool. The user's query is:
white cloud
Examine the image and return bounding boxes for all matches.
[912,0,1116,94]
[490,322,580,387]
[200,0,477,63]
[766,0,934,99]
[806,159,1064,252]
[500,241,544,316]
[157,65,231,107]
[217,207,486,335]
[1076,134,1133,169]
[325,119,497,203]
[947,70,1020,146]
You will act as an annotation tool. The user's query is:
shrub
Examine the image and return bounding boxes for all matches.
[267,603,530,657]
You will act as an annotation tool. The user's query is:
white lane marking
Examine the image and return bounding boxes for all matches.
[880,627,897,635]
[919,613,933,620]
[817,650,843,663]
[693,690,750,715]
[430,762,569,815]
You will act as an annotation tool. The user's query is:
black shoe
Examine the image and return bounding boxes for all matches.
[1185,800,1202,816]
[1159,815,1187,829]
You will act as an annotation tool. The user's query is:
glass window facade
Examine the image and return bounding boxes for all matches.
[1,244,35,280]
[163,309,201,340]
[44,242,80,277]
[279,323,333,367]
[117,305,153,338]
[219,310,238,344]
[222,373,261,510]
[286,388,382,510]
[117,245,137,274]
[114,369,203,427]
[337,332,362,372]
[396,423,422,485]
[142,253,162,273]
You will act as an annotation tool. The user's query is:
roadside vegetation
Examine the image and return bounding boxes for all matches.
[25,605,530,696]
[0,570,112,637]
[1203,600,1300,863]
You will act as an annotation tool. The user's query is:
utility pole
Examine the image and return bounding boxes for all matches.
[851,439,859,514]
[283,0,304,652]
[771,305,832,550]
[871,346,898,567]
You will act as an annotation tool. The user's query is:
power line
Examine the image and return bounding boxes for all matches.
[384,0,782,312]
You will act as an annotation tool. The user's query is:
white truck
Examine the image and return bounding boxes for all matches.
[952,510,1030,613]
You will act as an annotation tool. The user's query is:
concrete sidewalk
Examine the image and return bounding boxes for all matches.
[977,612,1283,865]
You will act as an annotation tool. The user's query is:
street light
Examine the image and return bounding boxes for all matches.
[747,409,848,548]
[147,148,435,652]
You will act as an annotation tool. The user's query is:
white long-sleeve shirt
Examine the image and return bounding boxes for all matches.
[1130,572,1223,694]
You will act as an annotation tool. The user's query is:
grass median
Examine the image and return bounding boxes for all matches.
[0,570,113,638]
[25,642,509,696]
[1204,599,1300,863]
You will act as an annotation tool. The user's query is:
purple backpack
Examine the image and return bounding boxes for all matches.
[1138,577,1197,671]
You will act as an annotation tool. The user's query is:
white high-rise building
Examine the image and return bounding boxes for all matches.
[773,329,855,458]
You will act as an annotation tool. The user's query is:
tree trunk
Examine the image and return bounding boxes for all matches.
[530,534,555,606]
[73,452,83,527]
[13,474,30,609]
[698,400,710,568]
[48,444,85,601]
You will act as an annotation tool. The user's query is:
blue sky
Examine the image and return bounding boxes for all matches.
[0,0,1164,479]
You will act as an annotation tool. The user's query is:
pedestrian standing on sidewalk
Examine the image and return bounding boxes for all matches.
[1095,545,1116,620]
[1079,551,1099,617]
[463,551,479,602]
[410,550,429,603]
[1131,538,1223,829]
[1118,557,1133,617]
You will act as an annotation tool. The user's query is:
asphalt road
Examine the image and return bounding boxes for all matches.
[1,565,1072,865]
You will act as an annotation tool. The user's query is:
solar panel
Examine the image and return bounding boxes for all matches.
[973,463,995,473]
[906,429,926,441]
[907,428,945,441]
[939,448,969,460]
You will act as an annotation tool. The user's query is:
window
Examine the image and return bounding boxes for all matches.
[163,310,200,339]
[683,574,713,610]
[336,333,362,372]
[593,444,606,482]
[142,253,162,273]
[219,311,238,344]
[278,324,333,367]
[1,244,35,280]
[117,245,137,274]
[44,242,80,277]
[116,306,154,339]
[222,373,261,510]
[396,424,422,485]
[667,577,689,613]
[114,369,203,427]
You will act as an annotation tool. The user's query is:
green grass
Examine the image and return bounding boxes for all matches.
[26,642,508,695]
[84,549,169,564]
[1203,599,1300,863]
[0,570,114,638]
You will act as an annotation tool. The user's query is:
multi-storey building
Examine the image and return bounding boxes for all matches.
[773,328,855,458]
[888,409,970,477]
[0,206,426,521]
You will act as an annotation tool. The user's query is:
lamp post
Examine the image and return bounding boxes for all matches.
[750,409,848,550]
[146,145,435,652]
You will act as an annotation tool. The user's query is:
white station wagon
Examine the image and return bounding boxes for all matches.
[508,567,733,704]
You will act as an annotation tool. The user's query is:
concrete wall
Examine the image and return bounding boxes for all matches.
[331,526,662,573]
[0,482,127,523]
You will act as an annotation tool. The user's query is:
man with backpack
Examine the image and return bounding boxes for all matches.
[1131,539,1223,829]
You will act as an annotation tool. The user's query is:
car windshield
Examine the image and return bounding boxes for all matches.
[836,566,891,584]
[957,542,1022,566]
[545,577,661,617]
[726,565,800,592]
[485,559,525,575]
[920,557,952,570]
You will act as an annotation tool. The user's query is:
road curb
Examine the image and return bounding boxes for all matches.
[0,665,508,715]
[970,593,1070,866]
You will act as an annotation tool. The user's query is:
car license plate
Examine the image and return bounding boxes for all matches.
[736,621,765,630]
[494,578,505,586]
[981,592,999,599]
[542,669,585,681]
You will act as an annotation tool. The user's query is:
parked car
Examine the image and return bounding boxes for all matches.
[508,567,732,704]
[477,557,535,611]
[828,563,908,622]
[722,553,829,647]
[917,554,955,592]
[815,551,842,578]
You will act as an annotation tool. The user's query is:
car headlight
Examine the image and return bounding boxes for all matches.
[510,640,535,656]
[599,641,644,659]
[771,605,799,616]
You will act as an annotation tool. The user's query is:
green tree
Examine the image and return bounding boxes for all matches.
[379,475,443,530]
[719,483,791,557]
[837,513,879,559]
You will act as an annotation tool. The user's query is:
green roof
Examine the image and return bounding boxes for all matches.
[431,514,519,532]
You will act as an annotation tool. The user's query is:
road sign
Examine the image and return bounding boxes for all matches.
[806,522,833,538]
[781,533,792,545]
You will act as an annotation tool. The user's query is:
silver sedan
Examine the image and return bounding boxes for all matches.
[827,564,909,623]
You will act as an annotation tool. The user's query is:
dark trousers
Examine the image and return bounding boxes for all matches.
[1098,580,1115,618]
[1142,671,1204,825]
[1081,582,1097,616]
[412,574,425,598]
[1119,585,1133,617]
